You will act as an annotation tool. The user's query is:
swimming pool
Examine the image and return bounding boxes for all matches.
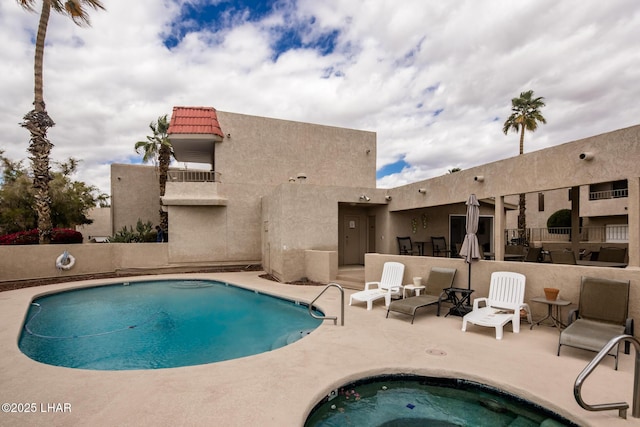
[19,279,322,370]
[305,375,578,426]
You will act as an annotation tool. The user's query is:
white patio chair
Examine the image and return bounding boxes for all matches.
[461,272,531,339]
[349,262,405,310]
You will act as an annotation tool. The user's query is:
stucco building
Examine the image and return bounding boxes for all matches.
[110,107,638,282]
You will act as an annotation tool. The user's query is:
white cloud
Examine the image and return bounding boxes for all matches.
[1,0,639,201]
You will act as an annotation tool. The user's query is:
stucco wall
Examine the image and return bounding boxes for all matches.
[0,243,169,282]
[149,111,378,271]
[262,183,341,281]
[111,164,162,234]
[215,111,377,188]
[305,250,338,283]
[166,183,263,263]
[387,125,640,208]
[262,183,395,281]
[76,207,112,241]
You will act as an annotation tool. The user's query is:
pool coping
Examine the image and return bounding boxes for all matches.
[0,272,636,426]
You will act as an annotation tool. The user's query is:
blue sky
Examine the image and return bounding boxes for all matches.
[1,1,639,196]
[164,1,340,59]
[164,1,275,49]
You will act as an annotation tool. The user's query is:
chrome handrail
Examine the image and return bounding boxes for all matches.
[574,334,640,419]
[308,283,344,326]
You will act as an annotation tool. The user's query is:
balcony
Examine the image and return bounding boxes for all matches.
[589,188,628,200]
[162,170,227,206]
[506,225,629,243]
[168,170,221,183]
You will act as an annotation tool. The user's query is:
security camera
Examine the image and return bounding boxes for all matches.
[385,195,392,201]
[359,195,371,201]
[474,176,484,182]
[579,152,594,161]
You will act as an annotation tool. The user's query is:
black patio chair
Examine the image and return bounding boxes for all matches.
[396,236,418,255]
[430,236,451,257]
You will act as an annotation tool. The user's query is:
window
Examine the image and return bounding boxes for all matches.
[538,193,544,211]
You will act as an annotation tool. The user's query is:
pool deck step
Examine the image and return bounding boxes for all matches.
[334,266,365,290]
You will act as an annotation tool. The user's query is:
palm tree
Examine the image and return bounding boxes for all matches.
[135,115,174,235]
[503,90,546,242]
[17,0,105,243]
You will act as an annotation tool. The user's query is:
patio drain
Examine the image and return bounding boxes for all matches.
[425,348,447,356]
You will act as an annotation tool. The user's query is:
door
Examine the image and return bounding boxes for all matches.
[450,215,494,255]
[344,215,362,265]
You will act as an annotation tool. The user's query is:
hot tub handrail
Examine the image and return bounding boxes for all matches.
[574,334,640,419]
[309,283,344,326]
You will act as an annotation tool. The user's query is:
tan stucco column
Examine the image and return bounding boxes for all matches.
[494,196,505,260]
[628,177,639,268]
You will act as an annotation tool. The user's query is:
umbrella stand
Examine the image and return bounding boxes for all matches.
[457,193,480,315]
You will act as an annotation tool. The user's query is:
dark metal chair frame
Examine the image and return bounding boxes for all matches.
[396,236,418,256]
[430,236,451,257]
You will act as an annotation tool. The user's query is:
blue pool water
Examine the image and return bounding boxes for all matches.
[305,375,577,427]
[19,279,322,370]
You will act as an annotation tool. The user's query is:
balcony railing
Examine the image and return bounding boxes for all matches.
[168,170,221,183]
[506,225,629,243]
[589,188,628,200]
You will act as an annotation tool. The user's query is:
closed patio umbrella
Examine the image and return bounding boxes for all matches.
[459,194,481,290]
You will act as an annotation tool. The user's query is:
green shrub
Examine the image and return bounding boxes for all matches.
[109,219,156,243]
[547,209,571,234]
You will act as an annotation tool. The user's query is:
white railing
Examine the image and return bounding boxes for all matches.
[168,170,221,183]
[606,224,629,242]
[506,225,629,243]
[589,188,628,200]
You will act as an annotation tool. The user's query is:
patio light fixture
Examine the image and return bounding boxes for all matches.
[418,188,427,194]
[579,152,594,161]
[474,175,485,182]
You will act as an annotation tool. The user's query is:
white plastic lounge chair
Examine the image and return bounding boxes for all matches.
[349,262,405,310]
[461,272,532,339]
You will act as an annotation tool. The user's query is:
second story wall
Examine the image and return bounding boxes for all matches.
[111,164,162,235]
[215,111,377,188]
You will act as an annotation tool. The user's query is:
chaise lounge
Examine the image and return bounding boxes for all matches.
[461,272,532,339]
[386,267,457,323]
[349,262,405,310]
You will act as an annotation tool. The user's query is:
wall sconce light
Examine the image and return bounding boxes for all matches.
[297,173,307,182]
[385,195,392,201]
[359,194,371,202]
[288,177,296,182]
[579,152,594,161]
[474,175,484,182]
[418,188,427,194]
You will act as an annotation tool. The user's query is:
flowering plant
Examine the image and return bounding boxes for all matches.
[0,228,83,245]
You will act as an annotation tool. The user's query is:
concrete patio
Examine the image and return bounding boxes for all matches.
[0,272,637,426]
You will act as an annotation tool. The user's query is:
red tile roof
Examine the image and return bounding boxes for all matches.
[168,106,224,137]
